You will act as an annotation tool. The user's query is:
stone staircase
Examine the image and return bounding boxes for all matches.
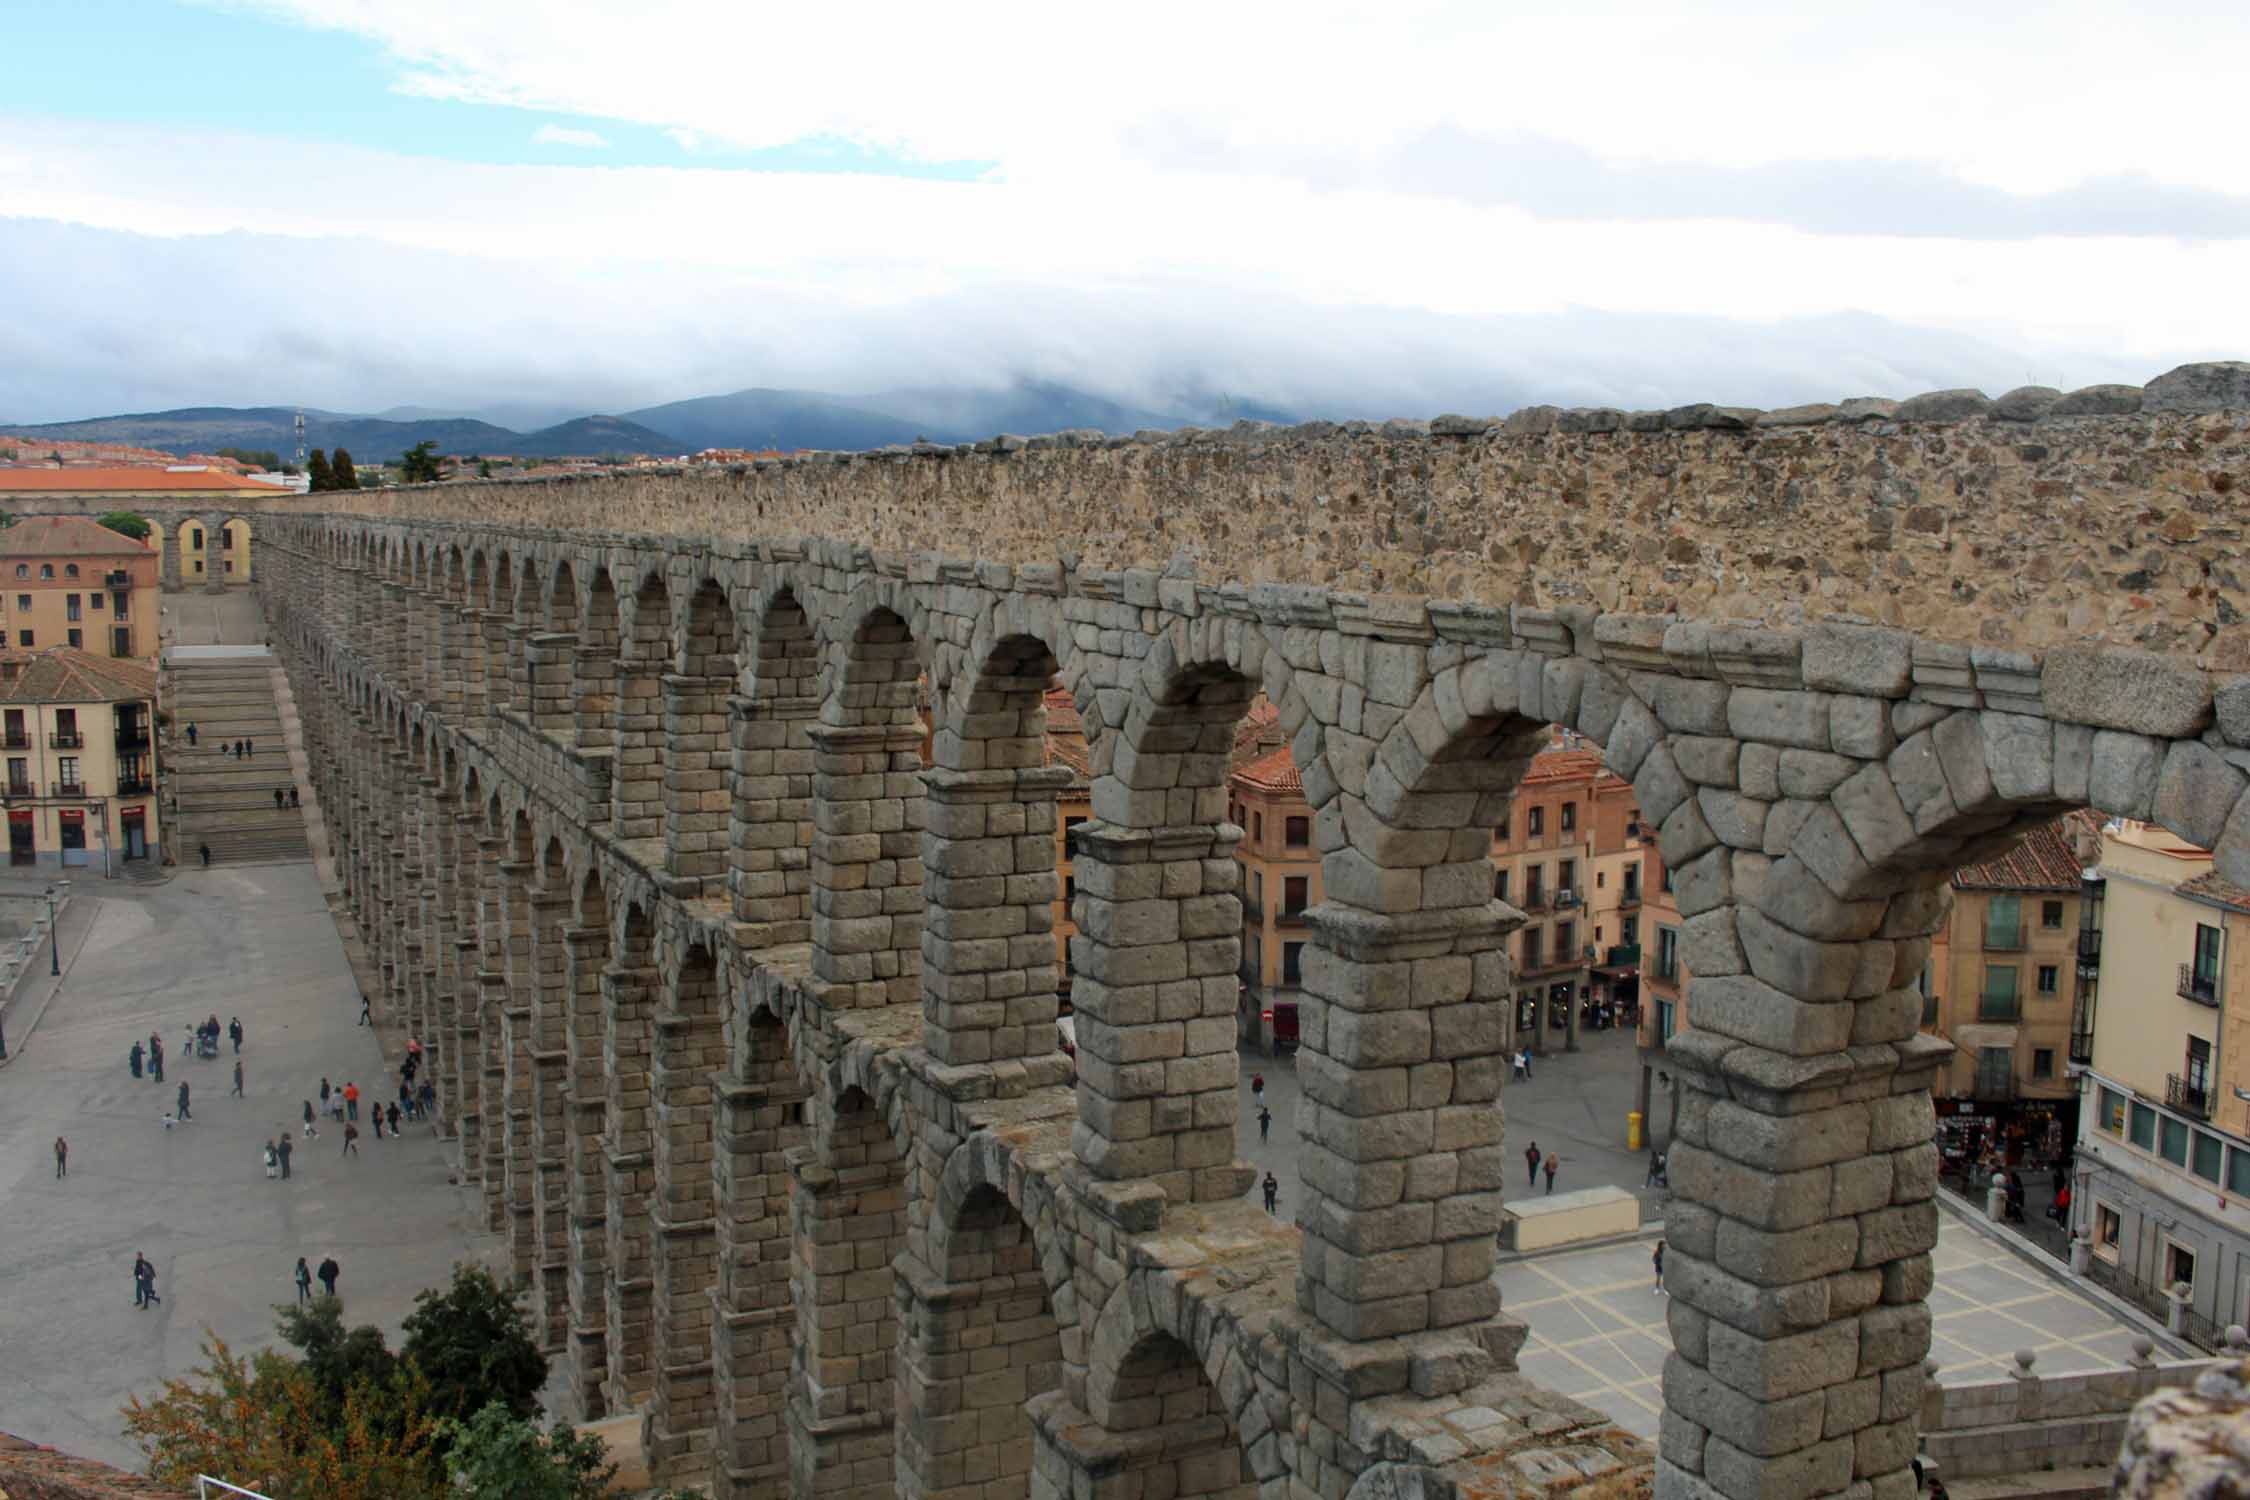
[166,656,311,865]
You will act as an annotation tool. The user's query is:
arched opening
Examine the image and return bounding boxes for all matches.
[921,632,1069,1066]
[649,939,726,1476]
[1077,1331,1255,1500]
[786,1082,907,1494]
[527,560,579,738]
[509,558,545,719]
[613,571,672,845]
[810,604,927,1009]
[460,550,492,721]
[734,586,818,946]
[487,551,517,715]
[218,517,251,584]
[665,578,738,890]
[603,901,659,1415]
[531,835,576,1352]
[577,567,621,752]
[898,1181,1061,1497]
[564,863,614,1418]
[500,808,539,1275]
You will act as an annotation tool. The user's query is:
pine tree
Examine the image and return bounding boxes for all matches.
[331,448,361,490]
[307,449,333,492]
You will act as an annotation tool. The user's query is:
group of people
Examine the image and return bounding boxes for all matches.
[1523,1139,1563,1193]
[293,1255,342,1302]
[183,721,257,758]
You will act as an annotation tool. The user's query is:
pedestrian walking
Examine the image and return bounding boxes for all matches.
[344,1081,358,1120]
[398,1080,412,1119]
[263,1140,278,1179]
[1521,1046,1533,1080]
[198,843,211,869]
[149,1035,164,1082]
[341,1122,359,1156]
[228,1016,242,1053]
[303,1099,318,1138]
[371,1108,383,1141]
[54,1136,67,1179]
[1262,1171,1280,1214]
[317,1255,339,1298]
[1250,1072,1265,1106]
[273,788,285,811]
[277,1133,293,1179]
[1525,1141,1542,1189]
[246,737,255,757]
[1653,1240,1666,1294]
[289,787,300,808]
[386,1101,400,1135]
[1543,1151,1560,1194]
[176,1081,191,1122]
[129,1039,143,1078]
[231,1059,244,1097]
[358,994,371,1026]
[418,1080,435,1121]
[1647,1152,1667,1188]
[1258,1105,1272,1142]
[294,1257,313,1305]
[1511,1050,1526,1081]
[319,1077,332,1115]
[234,739,245,759]
[186,722,198,747]
[137,1256,160,1309]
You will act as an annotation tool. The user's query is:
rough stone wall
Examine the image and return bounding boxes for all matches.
[2113,1356,2250,1500]
[259,469,2250,1500]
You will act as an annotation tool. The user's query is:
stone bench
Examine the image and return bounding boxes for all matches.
[1498,1185,1641,1252]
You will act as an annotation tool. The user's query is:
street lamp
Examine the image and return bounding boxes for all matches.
[46,884,59,976]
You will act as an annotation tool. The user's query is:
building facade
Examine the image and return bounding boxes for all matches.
[0,650,161,869]
[0,467,279,590]
[2074,821,2250,1338]
[0,516,159,660]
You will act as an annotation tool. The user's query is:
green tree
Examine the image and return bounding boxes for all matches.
[96,511,152,541]
[330,448,361,490]
[399,1263,548,1427]
[397,440,443,484]
[306,449,333,492]
[275,1296,401,1427]
[477,458,494,479]
[437,1403,614,1500]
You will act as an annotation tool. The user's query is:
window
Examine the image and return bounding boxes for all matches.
[2130,1101,2157,1150]
[1922,990,1939,1026]
[1494,816,1508,844]
[88,592,102,610]
[1974,1047,2012,1097]
[1661,863,1675,894]
[12,596,25,611]
[2100,1088,2126,1133]
[14,631,28,648]
[1986,893,2022,948]
[1561,801,1576,832]
[1521,929,1544,970]
[1528,807,1544,837]
[2194,1132,2224,1183]
[65,595,80,621]
[1526,865,1545,905]
[11,565,22,579]
[2095,1204,2122,1261]
[2032,1048,2054,1080]
[1623,867,1641,902]
[1283,876,1309,919]
[1558,858,1577,894]
[1596,869,1606,889]
[2188,1036,2213,1097]
[1282,942,1303,986]
[1284,816,1309,849]
[1655,926,1680,981]
[193,560,203,574]
[2192,924,2223,1001]
[1656,998,1676,1042]
[1493,868,1509,903]
[1979,966,2019,1022]
[2043,900,2065,929]
[1252,812,1262,841]
[189,529,203,549]
[65,629,80,649]
[56,756,79,792]
[110,626,131,658]
[1555,920,1576,960]
[64,564,77,578]
[2231,1150,2250,1196]
[1621,915,1639,948]
[38,564,52,579]
[111,591,127,620]
[2168,1242,2197,1294]
[2160,1116,2189,1166]
[2038,964,2058,995]
[4,756,25,793]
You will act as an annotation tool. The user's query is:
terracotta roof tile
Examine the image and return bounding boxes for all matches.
[0,514,156,558]
[0,648,158,704]
[1951,810,2099,891]
[2178,871,2250,914]
[0,466,289,494]
[1233,744,1303,794]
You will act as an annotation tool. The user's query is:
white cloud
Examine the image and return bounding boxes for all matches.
[531,123,608,148]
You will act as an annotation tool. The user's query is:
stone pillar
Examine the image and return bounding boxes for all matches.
[709,1023,809,1500]
[575,647,619,749]
[920,763,1072,1065]
[663,673,730,895]
[1294,900,1514,1341]
[785,1100,906,1500]
[454,607,488,724]
[1066,820,1246,1206]
[201,512,226,593]
[730,692,815,947]
[808,724,926,1009]
[159,525,182,593]
[531,885,573,1353]
[482,611,515,721]
[381,582,408,682]
[648,968,728,1479]
[603,962,660,1413]
[498,858,538,1278]
[563,924,612,1419]
[612,656,665,841]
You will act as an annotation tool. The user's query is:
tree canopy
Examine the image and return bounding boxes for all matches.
[329,448,361,491]
[399,1263,548,1427]
[96,511,152,541]
[397,440,443,484]
[306,449,332,491]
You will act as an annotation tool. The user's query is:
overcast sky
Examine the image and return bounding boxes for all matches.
[1,0,2244,425]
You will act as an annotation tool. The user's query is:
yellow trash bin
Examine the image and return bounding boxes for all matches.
[1627,1111,1644,1152]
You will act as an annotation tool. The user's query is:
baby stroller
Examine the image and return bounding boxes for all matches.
[195,1029,220,1059]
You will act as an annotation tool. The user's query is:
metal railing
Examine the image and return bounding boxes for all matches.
[47,730,81,749]
[115,727,150,749]
[198,1477,275,1500]
[49,780,84,799]
[2,780,29,800]
[1553,888,1581,910]
[1618,886,1642,909]
[2179,963,2221,1007]
[116,776,153,795]
[2168,1073,2215,1119]
[1,731,25,750]
[2078,929,2103,964]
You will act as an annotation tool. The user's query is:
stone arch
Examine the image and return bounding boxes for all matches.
[487,551,518,715]
[732,583,819,945]
[665,577,738,890]
[602,897,660,1415]
[576,565,622,750]
[648,937,727,1477]
[558,860,614,1418]
[462,549,494,720]
[1071,1313,1260,1498]
[612,570,672,842]
[809,599,930,1010]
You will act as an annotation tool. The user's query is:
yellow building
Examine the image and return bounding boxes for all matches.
[1926,813,2096,1111]
[0,649,161,869]
[180,516,255,585]
[0,515,160,660]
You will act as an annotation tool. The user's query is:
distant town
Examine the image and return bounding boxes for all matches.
[0,432,788,491]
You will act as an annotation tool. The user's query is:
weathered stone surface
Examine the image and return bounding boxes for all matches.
[2043,646,2215,738]
[2144,361,2250,414]
[2090,730,2164,821]
[2049,383,2144,416]
[1894,389,1991,423]
[2154,740,2248,851]
[1992,386,2061,422]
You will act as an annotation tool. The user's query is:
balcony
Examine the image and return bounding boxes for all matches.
[2,780,29,801]
[1976,992,2021,1023]
[1278,904,1309,926]
[2069,1031,2094,1066]
[1971,1072,2018,1103]
[0,731,22,750]
[115,727,150,751]
[115,776,153,796]
[49,780,85,799]
[47,731,82,750]
[2168,1073,2215,1119]
[1618,885,1642,910]
[105,571,129,588]
[2179,963,2221,1008]
[2078,929,2103,965]
[1523,890,1549,913]
[1553,888,1581,911]
[1983,923,2025,952]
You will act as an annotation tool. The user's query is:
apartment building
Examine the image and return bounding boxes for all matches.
[0,516,159,659]
[0,649,161,869]
[2072,820,2250,1336]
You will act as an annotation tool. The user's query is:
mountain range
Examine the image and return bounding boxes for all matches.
[0,381,1299,463]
